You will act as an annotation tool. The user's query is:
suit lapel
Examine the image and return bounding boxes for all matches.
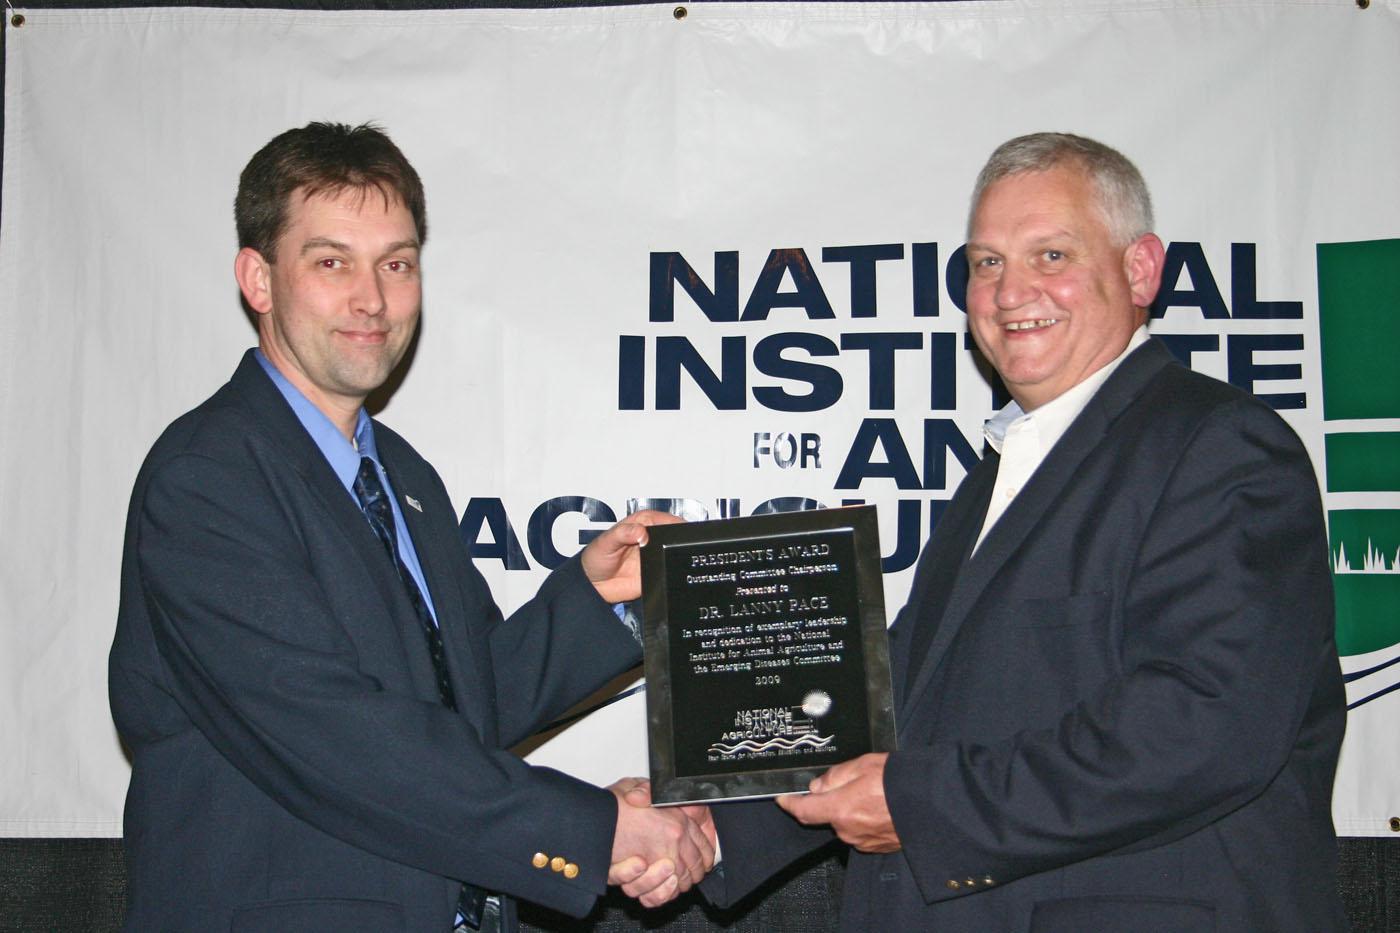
[225,352,442,704]
[375,437,490,737]
[898,339,1177,722]
[895,456,997,710]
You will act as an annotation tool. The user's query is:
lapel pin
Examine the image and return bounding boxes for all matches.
[405,495,423,513]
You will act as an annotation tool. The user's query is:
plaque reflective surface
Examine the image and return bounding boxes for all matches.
[640,506,895,804]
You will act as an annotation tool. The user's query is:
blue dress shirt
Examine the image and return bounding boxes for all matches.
[254,350,440,624]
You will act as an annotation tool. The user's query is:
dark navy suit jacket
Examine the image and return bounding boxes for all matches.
[705,339,1349,932]
[110,351,640,931]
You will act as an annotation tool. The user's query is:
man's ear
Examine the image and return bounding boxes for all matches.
[1124,233,1166,310]
[234,247,274,316]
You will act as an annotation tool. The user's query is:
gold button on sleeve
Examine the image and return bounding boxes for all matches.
[531,852,549,869]
[983,876,996,886]
[563,863,580,879]
[550,856,566,872]
[945,879,960,890]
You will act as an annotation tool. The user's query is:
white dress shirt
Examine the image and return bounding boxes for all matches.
[974,327,1150,553]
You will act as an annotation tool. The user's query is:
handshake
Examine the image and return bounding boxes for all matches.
[602,752,900,908]
[606,778,717,908]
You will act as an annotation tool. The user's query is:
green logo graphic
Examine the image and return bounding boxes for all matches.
[1317,238,1400,659]
[1327,510,1400,657]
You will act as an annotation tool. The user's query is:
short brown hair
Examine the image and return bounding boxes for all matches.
[235,121,427,262]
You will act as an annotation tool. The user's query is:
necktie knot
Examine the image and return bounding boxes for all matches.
[354,458,393,527]
[354,457,402,562]
[351,455,457,708]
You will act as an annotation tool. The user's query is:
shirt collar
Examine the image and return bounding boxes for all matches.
[254,349,377,493]
[983,326,1150,455]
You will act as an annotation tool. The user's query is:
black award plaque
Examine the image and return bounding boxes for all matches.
[640,506,895,805]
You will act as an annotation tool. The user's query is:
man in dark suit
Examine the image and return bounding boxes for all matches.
[110,122,710,932]
[696,133,1349,931]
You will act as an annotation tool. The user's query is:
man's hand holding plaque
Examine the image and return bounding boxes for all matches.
[581,509,685,603]
[777,752,901,853]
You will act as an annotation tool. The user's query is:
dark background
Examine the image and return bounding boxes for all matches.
[3,839,1399,931]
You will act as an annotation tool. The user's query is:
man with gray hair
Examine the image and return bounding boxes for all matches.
[696,132,1349,931]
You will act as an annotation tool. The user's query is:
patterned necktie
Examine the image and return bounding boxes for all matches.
[352,457,488,929]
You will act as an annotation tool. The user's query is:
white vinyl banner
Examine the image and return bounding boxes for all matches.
[2,0,1397,838]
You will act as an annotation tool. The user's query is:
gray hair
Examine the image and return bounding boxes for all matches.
[968,132,1154,247]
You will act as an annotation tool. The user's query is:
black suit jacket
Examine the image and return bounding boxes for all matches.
[706,339,1349,932]
[110,351,641,931]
